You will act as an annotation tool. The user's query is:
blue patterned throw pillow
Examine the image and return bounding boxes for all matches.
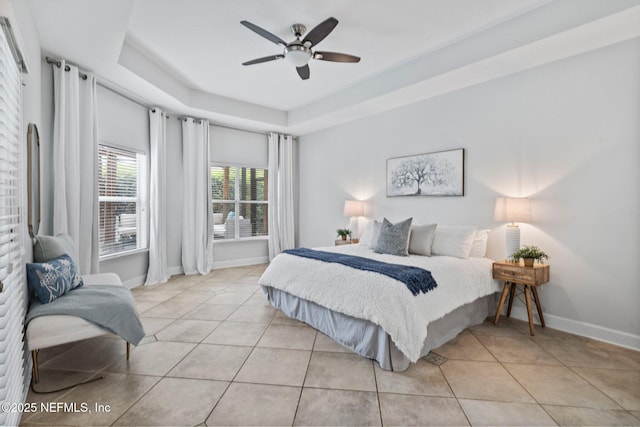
[26,254,84,304]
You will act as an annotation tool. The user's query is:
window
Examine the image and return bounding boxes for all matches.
[98,144,147,257]
[211,165,268,240]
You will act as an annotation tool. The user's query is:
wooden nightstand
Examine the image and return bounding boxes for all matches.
[335,239,358,246]
[493,261,550,336]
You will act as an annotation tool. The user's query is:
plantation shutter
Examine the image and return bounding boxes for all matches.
[0,17,28,427]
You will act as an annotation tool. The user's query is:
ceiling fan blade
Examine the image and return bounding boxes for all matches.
[302,17,338,47]
[313,51,360,63]
[242,55,285,66]
[240,20,287,46]
[296,65,310,80]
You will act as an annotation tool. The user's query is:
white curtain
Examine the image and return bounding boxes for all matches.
[181,118,213,275]
[268,132,295,260]
[52,61,99,274]
[145,108,169,285]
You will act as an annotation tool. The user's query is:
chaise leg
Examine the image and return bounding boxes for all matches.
[126,342,130,360]
[32,350,39,384]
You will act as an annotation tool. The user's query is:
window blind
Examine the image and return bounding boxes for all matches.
[98,144,148,257]
[0,19,28,427]
[211,165,268,240]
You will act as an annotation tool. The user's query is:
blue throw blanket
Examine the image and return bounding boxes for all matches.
[283,248,437,296]
[26,285,145,345]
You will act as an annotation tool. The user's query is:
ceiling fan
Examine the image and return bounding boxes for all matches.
[240,17,360,80]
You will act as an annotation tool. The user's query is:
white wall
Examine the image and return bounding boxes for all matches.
[298,39,640,348]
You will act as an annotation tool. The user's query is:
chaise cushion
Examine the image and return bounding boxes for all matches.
[25,272,125,351]
[26,254,84,304]
[33,234,80,266]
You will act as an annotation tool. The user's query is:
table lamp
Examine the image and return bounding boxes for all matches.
[494,197,531,260]
[343,200,364,239]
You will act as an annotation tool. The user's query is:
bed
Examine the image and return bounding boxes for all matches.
[258,224,501,371]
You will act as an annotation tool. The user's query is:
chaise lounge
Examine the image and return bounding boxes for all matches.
[25,235,144,383]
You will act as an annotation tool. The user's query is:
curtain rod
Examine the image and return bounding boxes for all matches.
[46,56,277,137]
[210,122,269,137]
[176,117,269,136]
[97,82,170,118]
[45,56,87,80]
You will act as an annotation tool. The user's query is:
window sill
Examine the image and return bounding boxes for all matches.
[100,248,148,262]
[213,236,268,244]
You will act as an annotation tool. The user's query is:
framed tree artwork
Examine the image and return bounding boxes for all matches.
[386,148,464,197]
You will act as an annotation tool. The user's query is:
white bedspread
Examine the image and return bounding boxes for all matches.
[259,245,501,362]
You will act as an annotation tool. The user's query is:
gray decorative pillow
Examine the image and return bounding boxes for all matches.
[33,234,80,267]
[409,223,438,256]
[374,217,413,256]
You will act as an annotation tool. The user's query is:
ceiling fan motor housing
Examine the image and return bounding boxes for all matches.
[285,43,311,67]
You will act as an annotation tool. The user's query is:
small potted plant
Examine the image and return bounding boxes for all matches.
[511,245,549,267]
[336,228,352,241]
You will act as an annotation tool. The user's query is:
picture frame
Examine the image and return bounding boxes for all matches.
[386,148,464,197]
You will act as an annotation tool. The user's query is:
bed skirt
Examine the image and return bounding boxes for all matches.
[262,286,498,371]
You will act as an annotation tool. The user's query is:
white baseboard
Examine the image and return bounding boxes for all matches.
[168,266,183,277]
[212,256,269,270]
[508,306,640,351]
[127,268,185,287]
[122,275,146,289]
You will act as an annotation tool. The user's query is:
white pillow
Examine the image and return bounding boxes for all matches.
[469,229,490,258]
[358,219,383,248]
[359,221,373,247]
[408,223,437,256]
[367,220,383,249]
[431,225,477,259]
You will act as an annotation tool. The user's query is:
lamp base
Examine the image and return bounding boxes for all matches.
[505,225,520,260]
[348,217,359,239]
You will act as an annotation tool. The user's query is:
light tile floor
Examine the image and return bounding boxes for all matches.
[21,264,640,426]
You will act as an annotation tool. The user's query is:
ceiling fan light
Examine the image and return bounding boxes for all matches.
[285,45,311,67]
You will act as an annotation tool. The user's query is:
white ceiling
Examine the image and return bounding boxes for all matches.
[25,0,640,135]
[125,0,543,111]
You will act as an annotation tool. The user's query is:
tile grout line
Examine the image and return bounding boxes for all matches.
[290,327,319,426]
[566,365,629,411]
[108,374,164,426]
[371,358,384,426]
[437,330,472,426]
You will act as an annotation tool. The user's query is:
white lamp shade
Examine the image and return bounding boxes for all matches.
[343,200,364,217]
[494,197,532,223]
